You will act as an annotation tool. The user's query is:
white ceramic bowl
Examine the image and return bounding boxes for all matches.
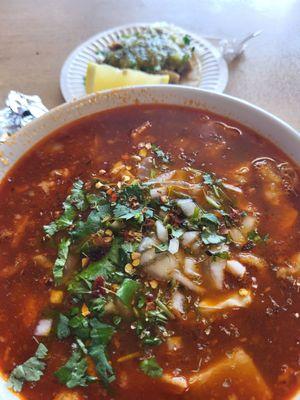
[0,85,299,400]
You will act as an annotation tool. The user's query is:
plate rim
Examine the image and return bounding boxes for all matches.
[60,22,229,102]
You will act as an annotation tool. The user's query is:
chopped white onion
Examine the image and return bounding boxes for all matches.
[145,254,178,280]
[241,215,257,236]
[168,238,179,254]
[155,220,168,242]
[177,199,197,217]
[183,257,200,277]
[160,373,188,394]
[210,259,227,290]
[210,243,229,254]
[174,270,204,294]
[229,227,246,245]
[171,290,185,315]
[34,319,53,336]
[138,236,156,252]
[150,187,167,199]
[140,248,156,266]
[166,336,183,351]
[137,157,154,179]
[223,183,243,193]
[181,231,199,247]
[226,260,246,278]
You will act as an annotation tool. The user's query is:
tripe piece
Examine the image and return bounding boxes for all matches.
[187,348,271,399]
[199,291,252,313]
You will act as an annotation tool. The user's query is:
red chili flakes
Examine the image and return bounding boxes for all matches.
[168,212,182,226]
[42,276,53,288]
[219,225,229,235]
[146,292,154,301]
[143,219,155,230]
[110,192,118,202]
[93,276,106,297]
[146,301,156,311]
[228,207,242,222]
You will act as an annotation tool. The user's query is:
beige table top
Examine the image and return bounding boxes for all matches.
[0,0,299,130]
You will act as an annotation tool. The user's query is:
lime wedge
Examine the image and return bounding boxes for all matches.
[85,63,169,93]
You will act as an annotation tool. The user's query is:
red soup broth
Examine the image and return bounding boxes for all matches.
[0,105,298,400]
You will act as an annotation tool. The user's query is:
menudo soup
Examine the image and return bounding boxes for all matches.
[0,105,299,400]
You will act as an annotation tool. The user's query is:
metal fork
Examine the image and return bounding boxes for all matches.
[219,30,262,63]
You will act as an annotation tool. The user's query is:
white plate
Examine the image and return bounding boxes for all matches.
[60,23,229,102]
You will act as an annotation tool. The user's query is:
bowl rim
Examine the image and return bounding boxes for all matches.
[5,85,300,147]
[1,85,299,183]
[0,85,300,400]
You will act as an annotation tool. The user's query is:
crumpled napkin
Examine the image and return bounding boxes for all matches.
[0,91,48,142]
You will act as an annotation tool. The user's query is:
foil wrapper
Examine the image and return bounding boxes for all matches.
[0,91,48,142]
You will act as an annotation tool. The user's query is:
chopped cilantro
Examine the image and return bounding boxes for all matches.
[170,226,184,238]
[39,145,259,393]
[203,173,213,185]
[183,34,191,45]
[90,318,115,346]
[155,299,175,319]
[201,231,226,245]
[71,206,110,240]
[69,314,90,340]
[151,144,171,163]
[200,213,220,226]
[113,204,143,221]
[153,242,168,252]
[44,180,88,236]
[113,315,122,326]
[204,194,221,209]
[212,251,229,260]
[8,343,48,392]
[147,309,169,325]
[248,229,269,244]
[89,297,106,314]
[86,192,108,210]
[44,202,76,236]
[55,350,95,388]
[143,337,162,346]
[116,278,141,307]
[53,237,71,284]
[68,180,88,211]
[135,306,169,347]
[56,316,116,388]
[140,357,163,378]
[76,338,88,355]
[57,314,70,340]
[137,295,146,309]
[87,319,116,386]
[120,241,139,265]
[88,344,115,386]
[68,238,122,294]
[119,184,144,202]
[191,206,200,220]
[150,169,157,178]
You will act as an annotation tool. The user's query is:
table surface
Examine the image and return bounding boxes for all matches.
[0,0,299,130]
